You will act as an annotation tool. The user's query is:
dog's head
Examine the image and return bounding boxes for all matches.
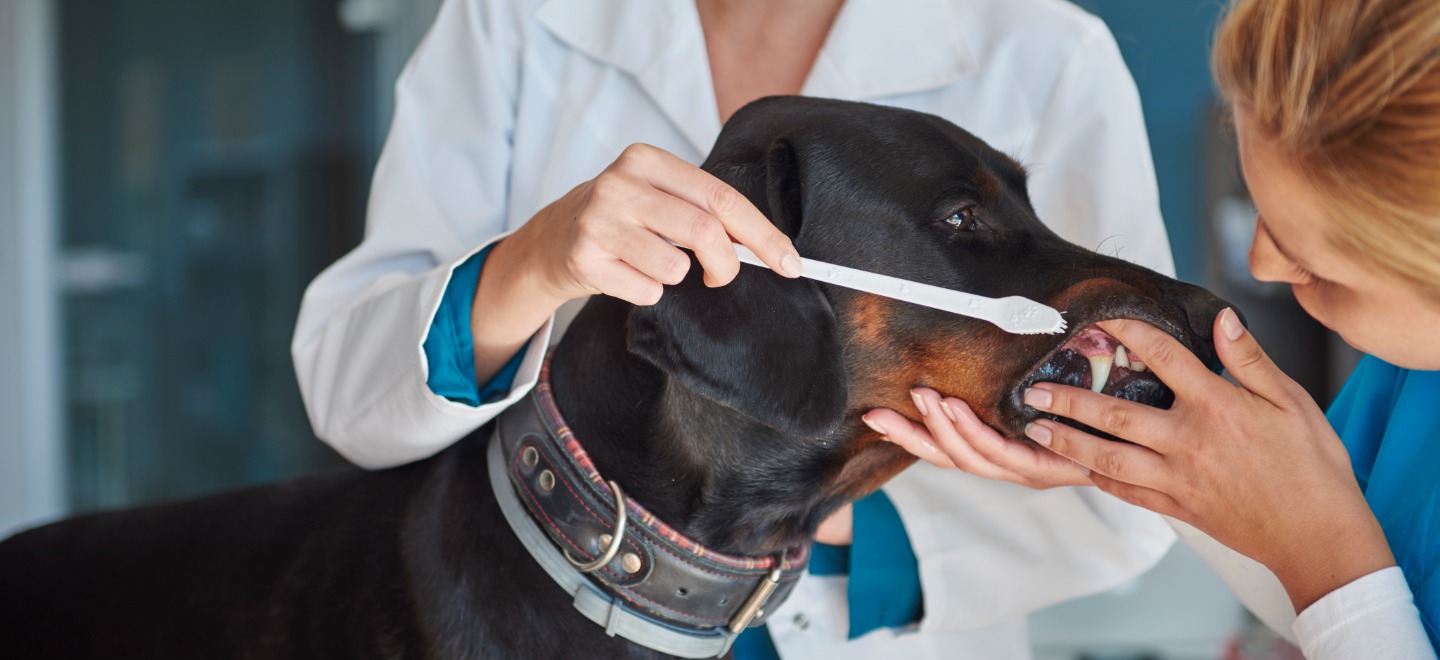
[624,96,1231,548]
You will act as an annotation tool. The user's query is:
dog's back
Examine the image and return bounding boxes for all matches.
[0,429,658,659]
[0,460,432,658]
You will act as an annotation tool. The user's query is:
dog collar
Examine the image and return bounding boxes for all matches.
[487,360,810,658]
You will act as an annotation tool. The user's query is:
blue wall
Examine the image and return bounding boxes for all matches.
[1074,0,1225,283]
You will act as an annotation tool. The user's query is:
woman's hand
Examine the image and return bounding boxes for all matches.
[470,143,802,383]
[866,390,1092,489]
[507,143,801,306]
[871,309,1395,612]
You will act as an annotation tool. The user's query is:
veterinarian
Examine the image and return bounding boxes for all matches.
[874,0,1440,657]
[294,0,1184,656]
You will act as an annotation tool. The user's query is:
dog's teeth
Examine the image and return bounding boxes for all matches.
[1089,355,1113,393]
[1131,358,1148,373]
[1115,345,1130,369]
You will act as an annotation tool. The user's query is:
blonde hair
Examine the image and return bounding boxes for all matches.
[1213,0,1440,305]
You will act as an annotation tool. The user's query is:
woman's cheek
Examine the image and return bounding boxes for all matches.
[1290,283,1331,329]
[1306,282,1376,346]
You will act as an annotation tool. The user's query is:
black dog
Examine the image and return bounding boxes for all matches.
[0,97,1231,659]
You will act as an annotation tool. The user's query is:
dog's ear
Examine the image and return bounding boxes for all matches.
[626,139,848,439]
[760,138,803,237]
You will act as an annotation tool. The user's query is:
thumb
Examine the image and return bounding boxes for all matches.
[1214,307,1290,403]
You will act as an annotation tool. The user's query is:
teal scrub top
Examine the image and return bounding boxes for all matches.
[1328,355,1440,649]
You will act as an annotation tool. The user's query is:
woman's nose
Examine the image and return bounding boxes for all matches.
[1247,219,1301,284]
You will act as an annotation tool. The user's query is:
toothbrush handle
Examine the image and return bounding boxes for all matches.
[732,244,1064,335]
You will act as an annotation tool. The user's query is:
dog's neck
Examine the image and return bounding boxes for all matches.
[547,297,861,557]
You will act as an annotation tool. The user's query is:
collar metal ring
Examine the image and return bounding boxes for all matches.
[564,479,627,573]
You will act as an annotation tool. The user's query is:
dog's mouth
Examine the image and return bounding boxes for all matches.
[1020,323,1174,437]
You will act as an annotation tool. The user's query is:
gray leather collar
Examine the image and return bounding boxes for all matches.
[488,384,809,658]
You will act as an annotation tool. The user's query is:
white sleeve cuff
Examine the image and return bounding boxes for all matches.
[415,234,553,416]
[1294,566,1436,660]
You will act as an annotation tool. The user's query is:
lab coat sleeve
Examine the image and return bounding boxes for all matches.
[1295,567,1437,659]
[1169,517,1300,643]
[879,20,1177,633]
[422,246,527,406]
[290,0,551,469]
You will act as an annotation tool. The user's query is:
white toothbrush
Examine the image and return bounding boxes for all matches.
[729,243,1066,335]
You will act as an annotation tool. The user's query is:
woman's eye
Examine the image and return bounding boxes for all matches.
[945,206,979,231]
[1291,260,1319,285]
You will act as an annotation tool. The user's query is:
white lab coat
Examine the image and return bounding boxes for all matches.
[292,0,1181,656]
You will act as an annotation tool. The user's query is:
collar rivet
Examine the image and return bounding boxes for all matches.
[622,552,643,574]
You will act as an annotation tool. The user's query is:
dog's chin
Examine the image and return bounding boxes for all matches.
[1014,322,1175,442]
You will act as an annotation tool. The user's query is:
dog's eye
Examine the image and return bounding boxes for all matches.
[944,206,980,231]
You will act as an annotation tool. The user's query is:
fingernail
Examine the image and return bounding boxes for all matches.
[911,391,929,417]
[1023,387,1052,410]
[780,252,803,278]
[1025,422,1052,447]
[862,415,887,436]
[1220,307,1245,341]
[939,400,958,423]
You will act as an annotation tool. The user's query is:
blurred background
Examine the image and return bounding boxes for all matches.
[0,0,1350,657]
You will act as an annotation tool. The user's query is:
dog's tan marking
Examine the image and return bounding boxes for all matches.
[846,294,891,347]
[975,169,1002,197]
[830,431,916,500]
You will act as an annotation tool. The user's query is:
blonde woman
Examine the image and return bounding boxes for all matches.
[873,0,1440,656]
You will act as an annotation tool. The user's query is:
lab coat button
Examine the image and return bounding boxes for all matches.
[792,613,809,631]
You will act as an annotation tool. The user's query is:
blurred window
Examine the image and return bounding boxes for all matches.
[58,0,379,509]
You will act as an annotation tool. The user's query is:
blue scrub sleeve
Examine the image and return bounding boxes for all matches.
[422,245,524,406]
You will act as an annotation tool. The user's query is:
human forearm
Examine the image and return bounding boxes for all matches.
[1019,315,1398,614]
[1267,510,1395,613]
[469,221,574,387]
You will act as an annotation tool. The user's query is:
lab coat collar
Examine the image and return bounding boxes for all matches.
[535,0,977,154]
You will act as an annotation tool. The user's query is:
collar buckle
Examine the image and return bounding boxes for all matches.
[727,559,786,633]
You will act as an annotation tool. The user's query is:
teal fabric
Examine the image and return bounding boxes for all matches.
[1327,355,1440,650]
[808,541,852,576]
[733,490,922,657]
[422,245,523,406]
[847,490,924,637]
[731,622,784,660]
